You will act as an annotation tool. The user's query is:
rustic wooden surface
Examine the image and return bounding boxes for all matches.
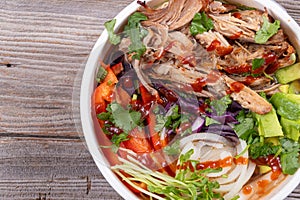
[0,0,299,199]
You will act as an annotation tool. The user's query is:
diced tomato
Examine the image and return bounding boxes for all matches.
[111,62,124,76]
[122,127,152,153]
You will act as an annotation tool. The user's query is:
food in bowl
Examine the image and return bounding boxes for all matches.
[85,0,300,199]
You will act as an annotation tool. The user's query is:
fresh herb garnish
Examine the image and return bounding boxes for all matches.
[155,105,190,134]
[252,58,265,70]
[234,110,259,144]
[124,12,148,60]
[210,95,232,116]
[249,142,281,159]
[154,114,167,132]
[280,138,300,175]
[111,103,142,133]
[96,66,108,83]
[104,19,121,45]
[205,117,221,126]
[255,16,280,44]
[110,133,130,152]
[163,140,181,156]
[97,102,144,151]
[190,12,214,36]
[112,150,222,200]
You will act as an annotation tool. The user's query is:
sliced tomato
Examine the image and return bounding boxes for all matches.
[122,127,152,153]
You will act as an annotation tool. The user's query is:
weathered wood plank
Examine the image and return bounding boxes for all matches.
[0,137,122,200]
[0,0,132,137]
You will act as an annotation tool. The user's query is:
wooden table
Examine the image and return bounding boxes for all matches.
[1,0,300,199]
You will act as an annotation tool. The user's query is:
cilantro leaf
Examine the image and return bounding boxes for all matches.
[280,138,300,175]
[110,133,129,152]
[104,19,121,45]
[154,114,166,132]
[255,16,280,44]
[190,12,214,36]
[163,140,181,156]
[234,110,260,144]
[252,58,265,70]
[249,142,280,159]
[210,95,232,116]
[234,117,254,137]
[97,112,112,121]
[109,102,142,133]
[124,12,148,60]
[205,117,221,126]
[280,151,299,175]
[154,105,187,133]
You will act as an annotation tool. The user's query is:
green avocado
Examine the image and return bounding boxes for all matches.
[289,80,300,94]
[281,117,300,141]
[279,85,289,94]
[270,93,300,121]
[275,62,300,84]
[254,106,284,138]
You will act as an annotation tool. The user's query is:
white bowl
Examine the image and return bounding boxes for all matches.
[80,0,300,199]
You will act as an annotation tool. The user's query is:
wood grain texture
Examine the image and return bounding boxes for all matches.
[0,137,122,200]
[0,0,300,199]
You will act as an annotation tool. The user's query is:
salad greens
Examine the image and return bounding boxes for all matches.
[124,12,148,60]
[97,102,144,151]
[98,102,143,134]
[155,105,191,135]
[255,16,280,44]
[210,95,232,116]
[252,58,265,71]
[280,138,300,174]
[233,92,300,175]
[190,12,214,36]
[104,19,121,45]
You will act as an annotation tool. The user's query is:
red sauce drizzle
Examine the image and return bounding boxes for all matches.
[252,155,282,181]
[257,179,270,194]
[224,64,251,74]
[263,52,277,65]
[232,12,242,19]
[181,55,196,67]
[199,102,209,113]
[240,76,258,86]
[191,77,207,92]
[265,61,280,74]
[196,157,233,170]
[234,156,248,165]
[207,39,221,51]
[216,46,234,56]
[229,31,243,40]
[242,185,253,195]
[230,81,245,93]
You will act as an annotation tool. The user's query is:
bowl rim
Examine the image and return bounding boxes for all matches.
[80,0,300,199]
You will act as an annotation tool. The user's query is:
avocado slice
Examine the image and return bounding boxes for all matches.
[281,117,300,141]
[270,93,300,121]
[279,85,289,93]
[289,80,300,94]
[254,107,284,138]
[259,165,272,174]
[275,63,300,84]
